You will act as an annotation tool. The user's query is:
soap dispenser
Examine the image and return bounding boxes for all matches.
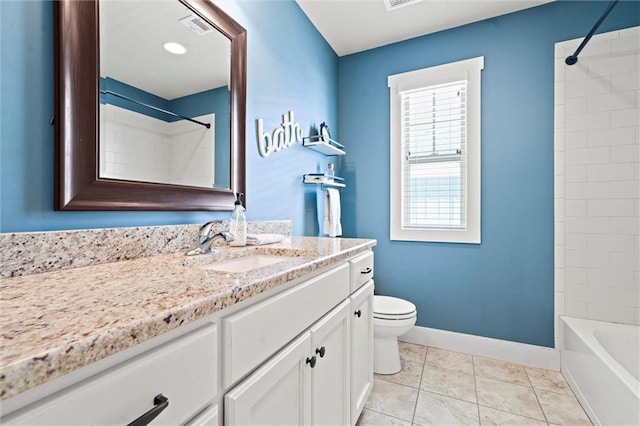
[229,193,246,247]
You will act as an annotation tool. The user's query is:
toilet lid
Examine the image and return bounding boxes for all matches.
[374,295,416,316]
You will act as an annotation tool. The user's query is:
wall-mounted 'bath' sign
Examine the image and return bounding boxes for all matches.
[256,111,303,157]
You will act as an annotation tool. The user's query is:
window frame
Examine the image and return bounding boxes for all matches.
[388,56,483,243]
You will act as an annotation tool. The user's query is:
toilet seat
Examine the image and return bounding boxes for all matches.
[374,296,416,320]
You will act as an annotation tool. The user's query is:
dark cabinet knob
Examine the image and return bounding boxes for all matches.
[306,356,317,368]
[126,394,169,426]
[316,346,326,358]
[354,309,362,318]
[360,267,372,275]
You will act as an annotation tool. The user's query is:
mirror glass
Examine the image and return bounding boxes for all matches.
[99,1,231,189]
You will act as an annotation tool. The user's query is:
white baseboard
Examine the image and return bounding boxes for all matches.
[401,325,560,371]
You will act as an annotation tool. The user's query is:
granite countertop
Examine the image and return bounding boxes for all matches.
[0,237,375,400]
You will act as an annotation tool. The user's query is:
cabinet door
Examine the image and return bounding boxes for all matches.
[350,280,374,425]
[225,332,312,426]
[309,300,351,426]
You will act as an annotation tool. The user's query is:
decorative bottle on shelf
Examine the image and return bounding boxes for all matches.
[326,163,335,182]
[229,193,246,247]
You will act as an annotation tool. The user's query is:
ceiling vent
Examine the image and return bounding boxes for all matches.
[384,0,422,11]
[179,14,214,36]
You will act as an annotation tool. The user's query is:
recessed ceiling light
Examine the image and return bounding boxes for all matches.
[163,42,187,55]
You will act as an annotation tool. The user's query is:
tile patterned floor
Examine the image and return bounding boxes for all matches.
[357,342,592,426]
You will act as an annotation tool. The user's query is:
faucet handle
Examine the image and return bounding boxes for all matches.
[198,221,217,245]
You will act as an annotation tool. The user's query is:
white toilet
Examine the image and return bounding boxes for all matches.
[373,295,417,374]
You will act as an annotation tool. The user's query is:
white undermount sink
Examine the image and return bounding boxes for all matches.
[198,254,295,273]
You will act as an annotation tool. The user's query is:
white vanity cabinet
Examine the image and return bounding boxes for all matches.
[222,264,350,388]
[348,251,374,425]
[225,251,374,426]
[224,301,350,426]
[2,324,218,426]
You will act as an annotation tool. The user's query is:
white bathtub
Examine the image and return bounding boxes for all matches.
[561,316,640,426]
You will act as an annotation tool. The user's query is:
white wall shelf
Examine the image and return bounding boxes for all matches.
[302,136,345,156]
[303,174,346,189]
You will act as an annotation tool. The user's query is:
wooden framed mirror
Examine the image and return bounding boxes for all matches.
[53,0,246,211]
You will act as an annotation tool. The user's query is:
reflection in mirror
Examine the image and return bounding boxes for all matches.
[99,1,231,189]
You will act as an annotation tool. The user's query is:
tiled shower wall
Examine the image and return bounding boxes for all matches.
[554,26,640,346]
[99,104,216,188]
[167,117,217,187]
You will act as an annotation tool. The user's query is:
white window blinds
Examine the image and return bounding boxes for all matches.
[400,81,467,229]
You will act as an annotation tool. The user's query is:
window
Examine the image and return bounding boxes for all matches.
[388,57,483,243]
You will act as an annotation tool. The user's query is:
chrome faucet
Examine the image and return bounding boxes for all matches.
[186,222,234,256]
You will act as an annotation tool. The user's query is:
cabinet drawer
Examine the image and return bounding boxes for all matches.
[349,251,374,293]
[5,324,217,425]
[223,263,349,386]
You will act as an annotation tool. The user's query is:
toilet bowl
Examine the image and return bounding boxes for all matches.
[373,295,417,374]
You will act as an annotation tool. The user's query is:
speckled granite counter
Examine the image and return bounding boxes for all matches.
[0,237,375,400]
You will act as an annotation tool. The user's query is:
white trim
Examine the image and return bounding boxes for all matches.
[388,56,483,244]
[400,325,561,371]
[388,57,484,91]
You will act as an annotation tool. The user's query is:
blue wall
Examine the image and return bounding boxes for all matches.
[0,0,336,234]
[216,1,338,237]
[338,0,640,347]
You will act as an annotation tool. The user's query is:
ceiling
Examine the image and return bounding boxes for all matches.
[296,0,553,56]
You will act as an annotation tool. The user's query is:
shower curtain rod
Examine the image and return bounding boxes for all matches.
[565,0,619,66]
[100,90,211,129]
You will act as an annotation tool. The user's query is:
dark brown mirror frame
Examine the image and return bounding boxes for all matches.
[53,0,246,211]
